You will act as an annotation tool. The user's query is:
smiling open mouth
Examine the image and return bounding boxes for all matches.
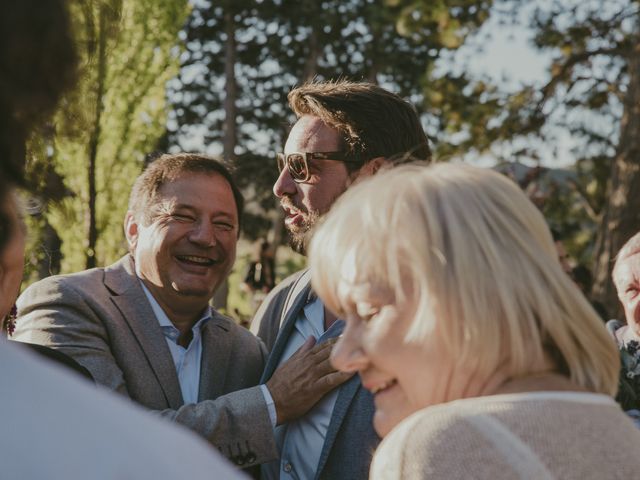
[370,379,398,394]
[176,255,216,267]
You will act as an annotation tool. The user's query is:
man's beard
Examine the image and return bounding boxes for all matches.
[286,210,320,255]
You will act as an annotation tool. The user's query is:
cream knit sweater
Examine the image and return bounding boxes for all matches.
[371,392,640,479]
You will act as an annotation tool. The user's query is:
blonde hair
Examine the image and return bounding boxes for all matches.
[310,163,619,395]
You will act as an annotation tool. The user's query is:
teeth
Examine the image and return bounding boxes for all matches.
[371,379,396,394]
[178,255,213,264]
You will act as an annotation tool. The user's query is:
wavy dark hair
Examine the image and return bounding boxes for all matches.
[288,80,432,172]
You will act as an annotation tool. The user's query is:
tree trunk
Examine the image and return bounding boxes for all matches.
[86,5,107,269]
[302,24,320,82]
[214,9,238,311]
[222,10,237,162]
[591,34,640,319]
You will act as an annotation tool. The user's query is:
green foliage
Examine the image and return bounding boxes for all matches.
[27,0,189,275]
[168,0,494,240]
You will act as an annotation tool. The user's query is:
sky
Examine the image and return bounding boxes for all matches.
[434,4,580,169]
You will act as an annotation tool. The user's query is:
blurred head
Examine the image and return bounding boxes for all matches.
[613,232,640,336]
[274,80,431,254]
[0,184,26,321]
[0,0,76,184]
[0,0,76,325]
[310,163,619,437]
[125,154,243,316]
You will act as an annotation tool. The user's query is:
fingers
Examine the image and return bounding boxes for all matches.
[317,369,354,391]
[290,335,317,360]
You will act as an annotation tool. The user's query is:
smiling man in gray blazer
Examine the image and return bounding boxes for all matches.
[12,153,349,470]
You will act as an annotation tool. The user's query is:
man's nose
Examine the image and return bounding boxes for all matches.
[330,327,368,373]
[188,221,217,247]
[273,166,296,198]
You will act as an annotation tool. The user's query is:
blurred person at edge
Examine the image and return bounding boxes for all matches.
[609,231,640,424]
[310,163,640,480]
[0,1,245,478]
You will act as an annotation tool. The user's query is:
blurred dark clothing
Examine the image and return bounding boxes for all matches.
[244,259,275,293]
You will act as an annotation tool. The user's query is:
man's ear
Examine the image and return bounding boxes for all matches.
[353,156,389,182]
[124,212,139,252]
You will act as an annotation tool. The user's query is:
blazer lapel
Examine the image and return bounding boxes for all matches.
[260,282,312,383]
[198,312,232,401]
[315,375,362,479]
[105,256,183,409]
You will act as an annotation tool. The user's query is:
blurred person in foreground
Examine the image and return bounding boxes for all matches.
[0,1,245,477]
[310,163,639,479]
[253,80,431,480]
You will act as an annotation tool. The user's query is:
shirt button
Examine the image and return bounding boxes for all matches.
[283,463,292,473]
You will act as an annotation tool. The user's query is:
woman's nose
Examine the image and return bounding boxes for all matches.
[331,328,368,373]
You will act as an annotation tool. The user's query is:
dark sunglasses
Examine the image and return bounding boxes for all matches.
[276,151,361,183]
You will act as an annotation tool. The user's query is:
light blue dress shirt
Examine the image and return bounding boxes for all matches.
[138,281,210,405]
[262,296,342,480]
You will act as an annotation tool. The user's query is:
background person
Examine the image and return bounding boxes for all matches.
[310,163,639,479]
[609,231,640,421]
[242,240,276,313]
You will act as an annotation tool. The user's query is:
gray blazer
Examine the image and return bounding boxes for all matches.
[12,255,277,468]
[253,271,380,480]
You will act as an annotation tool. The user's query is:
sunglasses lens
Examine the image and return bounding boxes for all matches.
[276,153,286,172]
[287,153,307,181]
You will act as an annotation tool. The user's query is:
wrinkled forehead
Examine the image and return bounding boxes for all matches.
[285,116,342,152]
[614,251,640,287]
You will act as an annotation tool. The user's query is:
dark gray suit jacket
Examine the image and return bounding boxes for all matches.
[13,255,277,468]
[253,270,380,480]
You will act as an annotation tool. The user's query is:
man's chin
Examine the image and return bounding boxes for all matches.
[171,283,216,299]
[285,225,312,255]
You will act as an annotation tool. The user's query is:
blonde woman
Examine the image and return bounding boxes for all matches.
[309,163,640,479]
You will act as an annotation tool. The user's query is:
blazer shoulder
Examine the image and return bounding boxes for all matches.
[21,266,107,298]
[250,268,309,347]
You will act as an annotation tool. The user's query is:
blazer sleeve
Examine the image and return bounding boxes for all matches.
[12,275,278,468]
[13,275,130,395]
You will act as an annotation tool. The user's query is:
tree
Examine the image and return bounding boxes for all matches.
[168,0,494,238]
[493,0,640,316]
[26,0,189,278]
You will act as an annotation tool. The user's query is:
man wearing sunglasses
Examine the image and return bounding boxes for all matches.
[253,80,431,480]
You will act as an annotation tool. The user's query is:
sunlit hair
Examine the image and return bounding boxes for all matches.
[310,163,619,395]
[288,80,431,171]
[128,153,244,227]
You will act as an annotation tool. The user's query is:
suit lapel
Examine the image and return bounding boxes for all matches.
[315,374,362,479]
[105,256,183,409]
[198,312,232,401]
[260,281,312,383]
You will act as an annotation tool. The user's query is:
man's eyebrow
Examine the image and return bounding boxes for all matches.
[172,203,197,211]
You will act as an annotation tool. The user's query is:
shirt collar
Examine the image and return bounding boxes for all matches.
[137,277,211,334]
